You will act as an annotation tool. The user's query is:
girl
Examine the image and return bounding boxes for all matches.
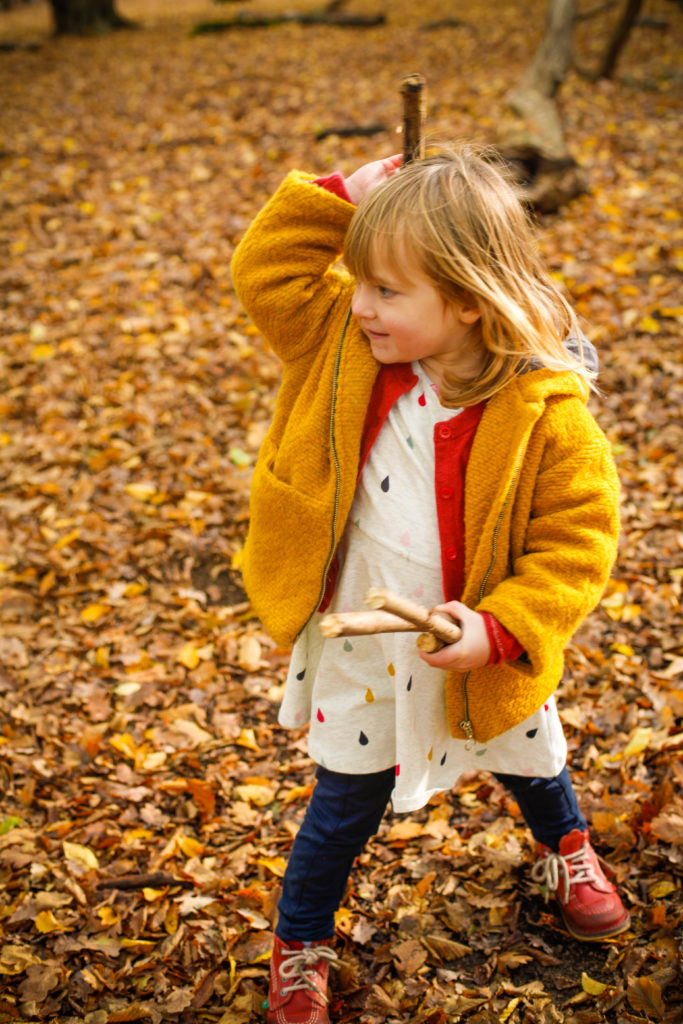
[230,146,629,1024]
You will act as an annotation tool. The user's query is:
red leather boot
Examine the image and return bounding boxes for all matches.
[531,828,630,940]
[265,935,338,1024]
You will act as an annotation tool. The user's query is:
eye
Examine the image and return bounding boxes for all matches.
[377,285,396,298]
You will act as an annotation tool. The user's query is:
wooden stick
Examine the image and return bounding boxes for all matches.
[400,73,426,163]
[320,610,421,638]
[365,588,461,644]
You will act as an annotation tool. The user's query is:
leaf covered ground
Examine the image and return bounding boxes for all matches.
[0,0,682,1021]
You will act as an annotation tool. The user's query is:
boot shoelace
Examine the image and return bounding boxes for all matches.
[531,843,600,906]
[278,945,339,1001]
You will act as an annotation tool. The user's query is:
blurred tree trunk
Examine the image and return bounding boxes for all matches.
[498,0,586,212]
[49,0,133,34]
[583,0,644,79]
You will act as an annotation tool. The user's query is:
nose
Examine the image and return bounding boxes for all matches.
[351,282,376,321]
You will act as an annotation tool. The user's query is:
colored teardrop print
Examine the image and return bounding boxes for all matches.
[296,668,306,681]
[427,746,433,761]
[365,688,374,703]
[418,393,426,407]
[406,675,412,691]
[395,764,400,776]
[316,708,325,722]
[354,518,360,527]
[475,748,488,757]
[413,583,424,598]
[406,435,414,449]
[526,728,538,738]
[387,663,395,676]
[343,639,353,652]
[400,531,410,546]
[381,475,390,492]
[440,752,447,766]
[544,704,549,711]
[359,730,369,746]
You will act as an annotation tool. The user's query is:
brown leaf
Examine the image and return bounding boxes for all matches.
[627,976,666,1019]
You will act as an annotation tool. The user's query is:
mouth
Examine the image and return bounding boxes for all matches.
[362,326,389,341]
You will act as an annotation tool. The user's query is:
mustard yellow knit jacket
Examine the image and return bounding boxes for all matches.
[231,172,621,743]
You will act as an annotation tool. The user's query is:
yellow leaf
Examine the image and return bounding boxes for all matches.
[178,835,204,858]
[81,603,109,622]
[236,727,259,752]
[257,856,287,877]
[125,482,157,502]
[500,997,521,1022]
[621,603,641,623]
[124,581,148,597]
[283,784,314,805]
[123,828,153,844]
[53,528,80,551]
[384,820,424,842]
[649,879,676,899]
[638,315,660,334]
[623,726,651,758]
[63,841,99,869]
[39,570,57,595]
[35,910,68,933]
[582,972,608,995]
[233,783,275,807]
[120,938,156,949]
[97,907,120,925]
[142,888,165,902]
[610,643,634,657]
[110,733,138,760]
[611,253,636,276]
[177,642,200,670]
[30,343,55,361]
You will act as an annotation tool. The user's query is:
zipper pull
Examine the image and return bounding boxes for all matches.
[460,719,475,750]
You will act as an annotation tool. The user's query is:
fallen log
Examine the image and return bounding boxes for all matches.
[193,11,385,34]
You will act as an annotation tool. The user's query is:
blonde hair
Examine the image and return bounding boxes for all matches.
[343,144,593,407]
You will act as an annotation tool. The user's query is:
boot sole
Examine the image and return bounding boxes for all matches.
[559,908,631,942]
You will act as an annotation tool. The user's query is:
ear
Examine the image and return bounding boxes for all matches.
[456,295,481,325]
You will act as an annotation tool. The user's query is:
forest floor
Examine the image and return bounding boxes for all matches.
[0,0,682,1021]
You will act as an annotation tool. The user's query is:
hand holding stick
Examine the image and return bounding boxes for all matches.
[319,587,461,653]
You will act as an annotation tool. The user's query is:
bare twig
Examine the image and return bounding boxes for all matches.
[98,872,195,891]
[320,610,420,638]
[400,73,426,163]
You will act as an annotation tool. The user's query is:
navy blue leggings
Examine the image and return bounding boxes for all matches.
[276,764,586,942]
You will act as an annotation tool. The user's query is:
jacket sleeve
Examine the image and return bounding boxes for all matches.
[477,400,621,676]
[230,171,355,362]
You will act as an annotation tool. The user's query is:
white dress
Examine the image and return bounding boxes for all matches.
[280,361,567,813]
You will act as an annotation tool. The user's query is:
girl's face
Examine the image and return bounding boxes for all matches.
[351,245,483,383]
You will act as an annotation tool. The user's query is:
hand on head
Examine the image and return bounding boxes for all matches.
[418,601,492,672]
[345,154,403,206]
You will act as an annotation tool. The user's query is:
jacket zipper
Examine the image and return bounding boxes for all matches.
[298,308,352,639]
[460,442,527,746]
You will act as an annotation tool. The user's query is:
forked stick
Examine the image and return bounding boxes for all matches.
[319,588,461,654]
[366,588,461,648]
